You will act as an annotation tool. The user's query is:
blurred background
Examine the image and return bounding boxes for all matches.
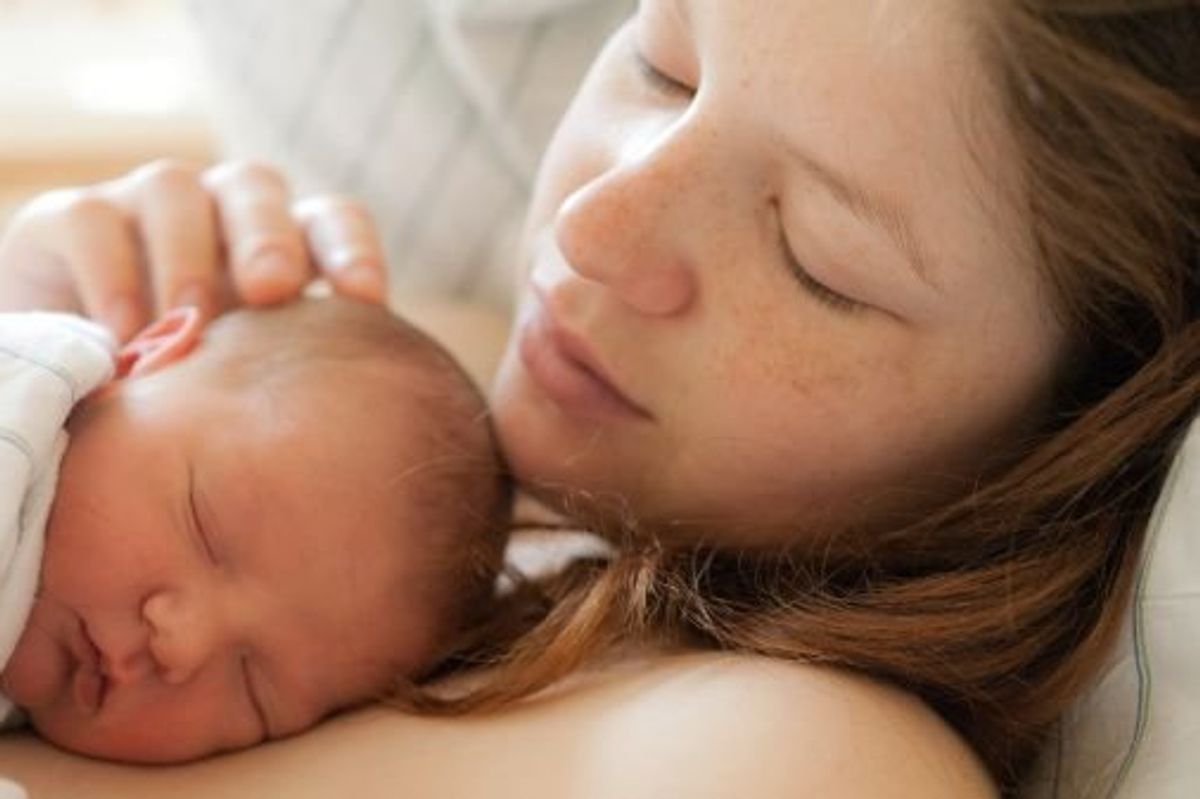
[0,0,214,221]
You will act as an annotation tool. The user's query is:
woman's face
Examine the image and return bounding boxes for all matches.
[492,0,1066,545]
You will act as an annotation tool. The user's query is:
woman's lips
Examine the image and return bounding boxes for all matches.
[518,302,653,423]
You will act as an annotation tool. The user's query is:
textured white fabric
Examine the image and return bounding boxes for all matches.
[0,314,114,727]
[187,0,632,315]
[1025,419,1200,799]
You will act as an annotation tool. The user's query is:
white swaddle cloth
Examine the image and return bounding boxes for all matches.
[0,313,114,727]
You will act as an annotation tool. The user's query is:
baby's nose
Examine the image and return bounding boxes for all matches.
[141,588,224,685]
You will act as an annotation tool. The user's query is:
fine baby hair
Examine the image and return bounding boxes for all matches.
[201,298,513,648]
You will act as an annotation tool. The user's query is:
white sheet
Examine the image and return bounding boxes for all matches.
[1027,418,1200,798]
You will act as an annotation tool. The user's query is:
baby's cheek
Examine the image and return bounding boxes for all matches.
[1,604,74,710]
[31,678,255,763]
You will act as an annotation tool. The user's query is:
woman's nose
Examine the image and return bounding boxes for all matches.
[553,130,704,317]
[140,588,224,686]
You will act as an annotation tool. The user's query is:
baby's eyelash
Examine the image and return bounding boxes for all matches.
[187,468,219,565]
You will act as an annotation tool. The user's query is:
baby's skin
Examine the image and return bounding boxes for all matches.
[1,300,502,763]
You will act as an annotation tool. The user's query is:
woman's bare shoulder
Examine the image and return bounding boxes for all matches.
[0,653,996,799]
[575,652,998,799]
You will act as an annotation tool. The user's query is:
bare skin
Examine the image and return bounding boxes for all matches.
[0,311,995,798]
[0,1,1062,792]
[0,653,995,799]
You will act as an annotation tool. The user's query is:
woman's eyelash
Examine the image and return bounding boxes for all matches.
[632,47,693,96]
[785,252,863,313]
[768,199,862,314]
[776,227,863,314]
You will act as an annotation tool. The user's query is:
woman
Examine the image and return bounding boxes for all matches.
[0,2,1196,796]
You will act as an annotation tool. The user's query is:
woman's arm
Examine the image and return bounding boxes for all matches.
[0,654,996,799]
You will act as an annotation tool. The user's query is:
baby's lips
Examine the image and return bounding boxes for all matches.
[72,666,105,716]
[68,616,107,715]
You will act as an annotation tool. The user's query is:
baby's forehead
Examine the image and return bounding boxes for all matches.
[192,298,501,543]
[251,350,448,463]
[199,308,456,406]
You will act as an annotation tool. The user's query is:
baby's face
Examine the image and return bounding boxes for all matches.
[0,355,439,762]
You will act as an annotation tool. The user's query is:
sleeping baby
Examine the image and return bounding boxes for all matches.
[0,298,508,763]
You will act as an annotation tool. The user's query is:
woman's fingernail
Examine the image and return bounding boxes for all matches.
[244,249,300,303]
[343,262,385,300]
[251,249,297,282]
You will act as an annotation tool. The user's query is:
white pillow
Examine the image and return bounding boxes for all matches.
[1026,418,1200,798]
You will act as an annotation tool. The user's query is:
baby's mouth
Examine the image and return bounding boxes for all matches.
[71,618,108,716]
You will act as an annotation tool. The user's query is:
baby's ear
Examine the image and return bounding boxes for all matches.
[115,306,203,379]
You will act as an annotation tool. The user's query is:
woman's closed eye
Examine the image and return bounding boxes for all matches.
[784,253,864,314]
[632,42,693,98]
[768,196,864,314]
[631,32,865,316]
[775,208,866,315]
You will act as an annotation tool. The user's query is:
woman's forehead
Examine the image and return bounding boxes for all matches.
[655,0,980,54]
[672,0,994,160]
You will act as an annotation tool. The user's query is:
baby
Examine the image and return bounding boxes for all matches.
[0,298,508,764]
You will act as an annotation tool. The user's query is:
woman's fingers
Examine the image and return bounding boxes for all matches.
[294,195,388,304]
[0,159,382,340]
[40,190,150,341]
[203,161,313,306]
[120,160,224,320]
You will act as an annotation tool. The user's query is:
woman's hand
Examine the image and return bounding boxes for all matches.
[0,160,387,340]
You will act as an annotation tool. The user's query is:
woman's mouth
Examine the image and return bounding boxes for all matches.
[517,299,654,423]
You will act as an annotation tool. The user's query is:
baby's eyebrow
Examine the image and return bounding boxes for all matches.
[782,139,938,290]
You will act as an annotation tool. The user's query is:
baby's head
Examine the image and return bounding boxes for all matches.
[0,298,509,762]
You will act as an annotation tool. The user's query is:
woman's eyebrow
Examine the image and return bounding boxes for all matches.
[784,140,939,290]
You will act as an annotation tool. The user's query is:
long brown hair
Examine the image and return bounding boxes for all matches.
[395,4,1200,795]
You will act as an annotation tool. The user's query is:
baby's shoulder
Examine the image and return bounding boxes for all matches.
[572,652,998,799]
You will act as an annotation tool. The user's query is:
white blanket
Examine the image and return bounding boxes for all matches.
[0,313,113,727]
